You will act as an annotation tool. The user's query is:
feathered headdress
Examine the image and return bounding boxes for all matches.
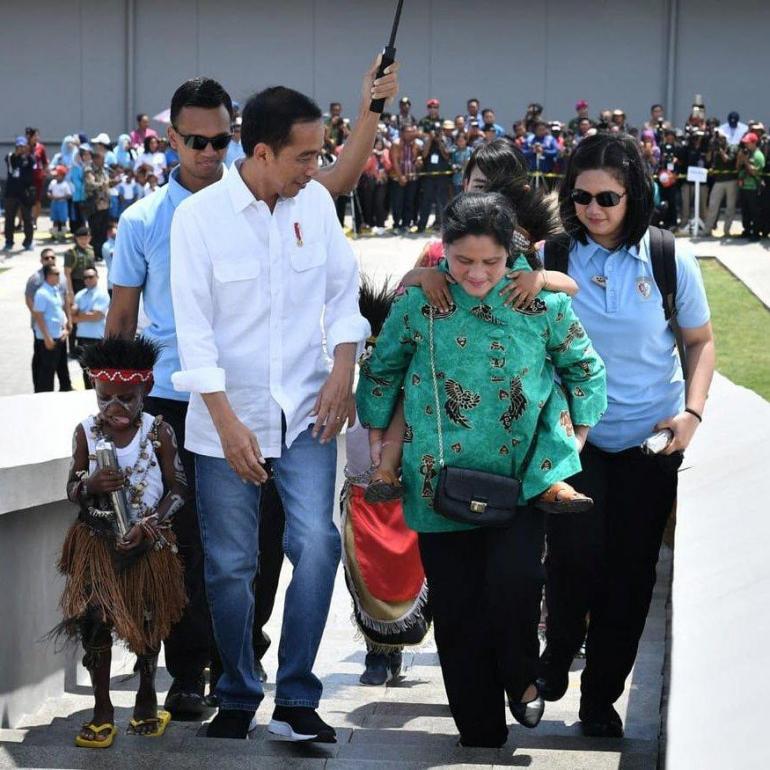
[80,336,161,384]
[359,275,396,345]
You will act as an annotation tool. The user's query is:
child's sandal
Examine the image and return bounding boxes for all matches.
[75,722,117,748]
[534,481,593,514]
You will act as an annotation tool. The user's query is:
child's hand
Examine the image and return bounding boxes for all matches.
[369,428,384,467]
[499,270,546,308]
[421,270,455,313]
[116,522,146,552]
[85,468,125,495]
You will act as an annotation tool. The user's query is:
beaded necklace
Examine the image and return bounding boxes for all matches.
[89,413,163,519]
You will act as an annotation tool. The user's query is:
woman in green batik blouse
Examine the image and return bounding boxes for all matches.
[356,192,607,748]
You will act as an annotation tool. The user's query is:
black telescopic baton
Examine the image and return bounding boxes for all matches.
[369,0,405,114]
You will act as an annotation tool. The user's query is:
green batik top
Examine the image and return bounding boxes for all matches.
[356,275,607,533]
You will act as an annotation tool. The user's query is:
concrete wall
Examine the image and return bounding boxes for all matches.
[1,0,767,158]
[667,373,770,768]
[0,392,95,728]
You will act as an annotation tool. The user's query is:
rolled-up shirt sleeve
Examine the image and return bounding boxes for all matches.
[320,191,370,356]
[170,205,226,394]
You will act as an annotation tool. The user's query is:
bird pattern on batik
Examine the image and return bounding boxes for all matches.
[552,321,586,353]
[499,374,528,430]
[421,303,457,320]
[470,303,504,325]
[444,378,481,428]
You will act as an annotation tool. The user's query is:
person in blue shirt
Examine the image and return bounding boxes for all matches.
[480,108,505,139]
[72,267,110,388]
[224,117,244,168]
[538,133,714,739]
[522,121,560,178]
[101,221,117,294]
[31,264,71,392]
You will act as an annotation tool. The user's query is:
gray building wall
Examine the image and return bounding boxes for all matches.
[0,0,767,153]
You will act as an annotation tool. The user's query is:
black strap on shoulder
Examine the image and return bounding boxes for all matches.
[648,225,687,379]
[543,234,571,273]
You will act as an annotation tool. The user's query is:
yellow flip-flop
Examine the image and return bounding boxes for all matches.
[127,709,171,738]
[75,722,117,748]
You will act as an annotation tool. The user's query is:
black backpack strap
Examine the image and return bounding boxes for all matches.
[648,226,687,379]
[543,234,571,274]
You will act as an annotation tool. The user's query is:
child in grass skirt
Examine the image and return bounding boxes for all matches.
[56,336,187,748]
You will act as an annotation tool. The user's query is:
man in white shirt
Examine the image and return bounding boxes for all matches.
[170,86,370,742]
[719,111,748,147]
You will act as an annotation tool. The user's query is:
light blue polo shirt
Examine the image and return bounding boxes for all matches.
[74,286,110,339]
[555,232,710,452]
[33,283,67,341]
[111,167,197,400]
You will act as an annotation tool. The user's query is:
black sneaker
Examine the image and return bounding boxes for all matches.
[579,703,624,738]
[268,706,336,743]
[206,708,255,739]
[165,675,209,717]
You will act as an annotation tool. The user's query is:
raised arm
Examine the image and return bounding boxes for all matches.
[316,56,400,198]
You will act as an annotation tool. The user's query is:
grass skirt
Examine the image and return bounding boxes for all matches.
[57,521,187,655]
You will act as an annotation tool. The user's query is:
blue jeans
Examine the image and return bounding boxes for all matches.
[195,428,340,710]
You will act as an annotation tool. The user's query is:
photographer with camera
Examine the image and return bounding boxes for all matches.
[679,127,708,230]
[3,136,36,252]
[657,128,680,229]
[416,113,453,232]
[523,120,559,189]
[703,129,739,237]
[737,132,766,241]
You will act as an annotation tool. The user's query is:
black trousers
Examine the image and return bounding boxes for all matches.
[390,179,418,229]
[418,508,545,748]
[32,333,71,392]
[418,176,450,230]
[543,442,680,709]
[88,208,111,262]
[33,337,70,392]
[144,396,212,685]
[4,196,33,248]
[740,188,762,238]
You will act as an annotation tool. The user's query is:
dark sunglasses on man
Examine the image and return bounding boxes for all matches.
[570,189,627,207]
[173,128,232,151]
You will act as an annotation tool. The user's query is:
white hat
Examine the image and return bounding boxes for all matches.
[90,132,112,146]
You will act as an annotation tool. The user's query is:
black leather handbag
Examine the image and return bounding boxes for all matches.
[427,310,519,528]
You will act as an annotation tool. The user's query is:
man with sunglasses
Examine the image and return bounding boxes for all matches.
[25,248,72,392]
[106,58,400,721]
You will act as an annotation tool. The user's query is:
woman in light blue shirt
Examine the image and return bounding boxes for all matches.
[538,133,715,738]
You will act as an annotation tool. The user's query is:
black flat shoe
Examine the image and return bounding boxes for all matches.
[579,703,624,738]
[536,671,569,702]
[509,687,545,729]
[165,676,210,718]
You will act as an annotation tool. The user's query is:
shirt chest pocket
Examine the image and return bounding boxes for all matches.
[288,241,327,273]
[211,253,261,283]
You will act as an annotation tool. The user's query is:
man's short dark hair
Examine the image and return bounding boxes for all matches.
[170,77,234,127]
[651,104,664,112]
[241,87,322,157]
[467,98,480,107]
[330,102,341,110]
[559,133,654,250]
[482,108,494,118]
[40,248,55,259]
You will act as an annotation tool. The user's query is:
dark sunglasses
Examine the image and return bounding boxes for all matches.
[570,189,627,207]
[42,255,55,260]
[173,129,232,151]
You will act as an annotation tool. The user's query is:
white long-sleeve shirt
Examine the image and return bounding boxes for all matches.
[170,162,370,458]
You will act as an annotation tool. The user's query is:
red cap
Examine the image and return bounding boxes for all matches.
[742,132,759,145]
[575,100,589,111]
[426,98,440,108]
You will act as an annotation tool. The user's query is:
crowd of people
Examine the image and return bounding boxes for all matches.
[5,60,717,753]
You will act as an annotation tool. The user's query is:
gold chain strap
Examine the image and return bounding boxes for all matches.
[428,310,445,469]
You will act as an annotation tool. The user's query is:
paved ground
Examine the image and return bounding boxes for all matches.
[0,216,766,768]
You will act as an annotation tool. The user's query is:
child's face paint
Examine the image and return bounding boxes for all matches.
[95,381,145,429]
